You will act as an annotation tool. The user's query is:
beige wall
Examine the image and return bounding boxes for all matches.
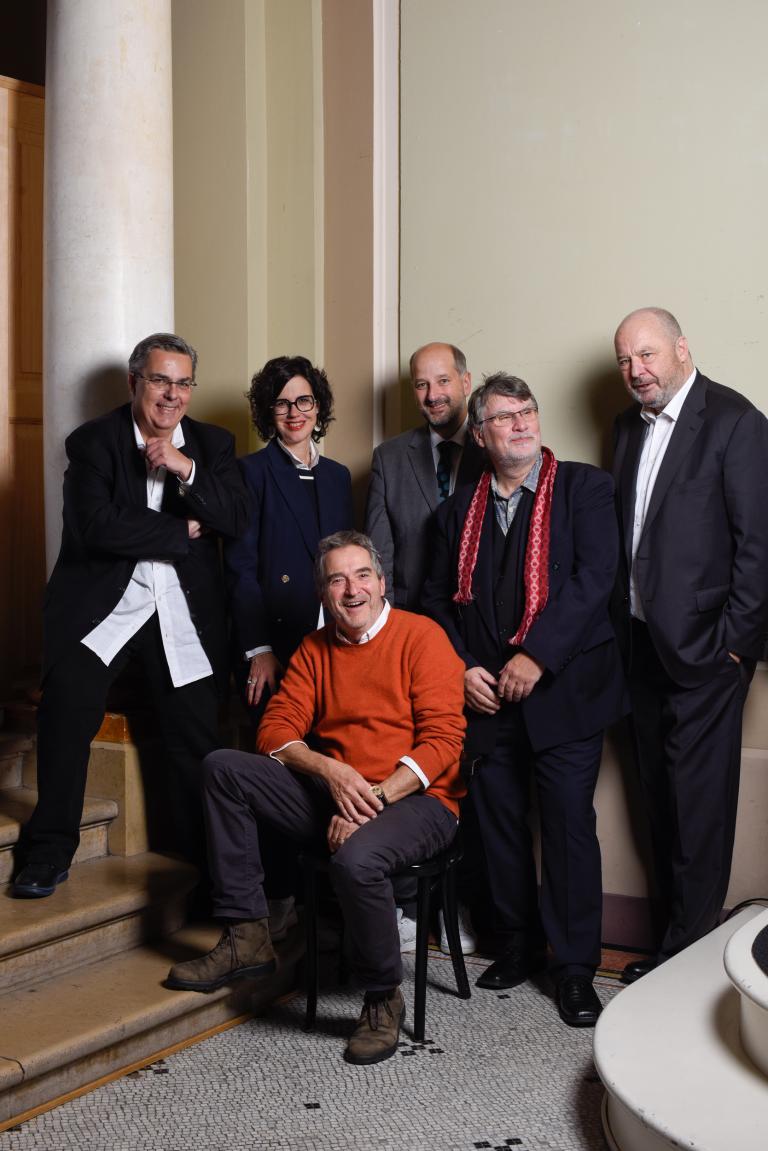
[400,0,768,938]
[400,0,768,464]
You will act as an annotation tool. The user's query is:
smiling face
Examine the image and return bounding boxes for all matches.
[614,312,691,412]
[321,544,386,643]
[411,344,472,437]
[129,349,194,440]
[472,393,542,472]
[273,375,317,457]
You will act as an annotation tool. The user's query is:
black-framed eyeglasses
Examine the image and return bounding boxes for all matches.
[134,373,197,392]
[477,406,538,428]
[272,395,316,415]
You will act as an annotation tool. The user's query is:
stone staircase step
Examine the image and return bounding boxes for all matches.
[0,853,198,993]
[0,733,32,790]
[0,919,304,1126]
[0,788,118,884]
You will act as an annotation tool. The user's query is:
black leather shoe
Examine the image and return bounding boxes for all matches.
[476,950,546,990]
[621,957,656,984]
[556,975,602,1027]
[12,863,69,898]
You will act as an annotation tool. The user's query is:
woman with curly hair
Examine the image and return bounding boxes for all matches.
[225,355,353,720]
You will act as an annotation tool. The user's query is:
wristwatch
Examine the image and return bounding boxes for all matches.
[370,784,390,807]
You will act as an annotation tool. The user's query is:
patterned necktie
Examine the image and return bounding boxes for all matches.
[436,440,457,502]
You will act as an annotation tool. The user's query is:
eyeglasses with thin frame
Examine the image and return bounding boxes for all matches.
[134,373,197,392]
[477,405,538,428]
[272,394,316,415]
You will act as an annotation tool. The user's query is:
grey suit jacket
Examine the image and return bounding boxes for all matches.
[364,423,484,610]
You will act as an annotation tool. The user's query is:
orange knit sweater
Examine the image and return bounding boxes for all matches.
[257,608,466,816]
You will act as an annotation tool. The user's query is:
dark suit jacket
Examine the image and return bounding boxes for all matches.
[224,438,353,666]
[422,462,628,754]
[43,403,248,692]
[365,424,484,610]
[612,372,768,687]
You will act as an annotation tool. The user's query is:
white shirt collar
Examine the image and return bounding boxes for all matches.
[640,368,697,425]
[336,599,391,645]
[277,436,319,469]
[132,415,185,452]
[429,416,469,453]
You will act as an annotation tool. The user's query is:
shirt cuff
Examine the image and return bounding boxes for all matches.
[245,645,273,659]
[268,739,308,764]
[399,756,429,790]
[179,459,196,487]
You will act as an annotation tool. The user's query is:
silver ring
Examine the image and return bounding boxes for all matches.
[247,678,256,684]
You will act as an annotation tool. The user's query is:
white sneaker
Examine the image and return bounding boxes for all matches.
[439,905,476,955]
[396,906,418,952]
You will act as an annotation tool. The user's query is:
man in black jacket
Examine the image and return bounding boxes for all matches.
[13,333,248,897]
[423,372,627,1026]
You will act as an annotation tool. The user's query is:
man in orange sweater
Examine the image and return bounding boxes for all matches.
[166,530,466,1065]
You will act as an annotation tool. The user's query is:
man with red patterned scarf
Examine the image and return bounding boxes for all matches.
[422,373,628,1027]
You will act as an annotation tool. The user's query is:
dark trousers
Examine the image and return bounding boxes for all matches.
[202,749,458,991]
[20,615,220,871]
[628,619,754,961]
[469,708,604,978]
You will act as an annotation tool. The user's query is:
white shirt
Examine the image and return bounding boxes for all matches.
[80,419,213,687]
[430,418,470,496]
[630,370,697,620]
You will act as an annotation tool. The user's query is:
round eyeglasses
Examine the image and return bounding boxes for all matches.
[272,395,316,415]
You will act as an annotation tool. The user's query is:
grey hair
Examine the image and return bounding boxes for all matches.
[128,333,199,378]
[409,342,468,378]
[469,372,537,429]
[314,531,384,594]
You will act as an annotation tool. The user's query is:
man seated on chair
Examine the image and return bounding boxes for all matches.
[166,530,466,1065]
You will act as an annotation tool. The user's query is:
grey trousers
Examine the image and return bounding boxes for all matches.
[201,749,458,991]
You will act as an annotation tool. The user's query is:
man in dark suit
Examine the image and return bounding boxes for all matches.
[12,333,248,898]
[423,372,627,1027]
[611,307,768,981]
[365,342,484,611]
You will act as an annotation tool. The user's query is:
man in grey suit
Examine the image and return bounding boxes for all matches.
[365,342,484,611]
[612,307,768,982]
[365,342,484,951]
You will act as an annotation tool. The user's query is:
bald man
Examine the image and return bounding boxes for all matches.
[365,343,484,611]
[611,307,768,981]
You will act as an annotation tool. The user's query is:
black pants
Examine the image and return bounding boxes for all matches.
[20,615,220,871]
[469,708,604,978]
[201,748,458,991]
[628,619,754,961]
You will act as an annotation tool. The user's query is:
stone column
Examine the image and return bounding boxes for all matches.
[43,0,174,569]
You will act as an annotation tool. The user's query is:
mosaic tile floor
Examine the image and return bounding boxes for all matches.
[0,949,629,1151]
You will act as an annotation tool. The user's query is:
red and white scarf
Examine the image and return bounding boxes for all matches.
[453,447,558,646]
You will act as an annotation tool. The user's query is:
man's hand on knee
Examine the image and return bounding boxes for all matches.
[327,813,366,852]
[326,760,383,823]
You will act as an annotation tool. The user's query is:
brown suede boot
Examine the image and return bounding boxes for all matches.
[344,987,406,1065]
[165,920,276,993]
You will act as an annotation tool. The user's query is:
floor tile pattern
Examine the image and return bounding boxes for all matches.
[0,951,625,1151]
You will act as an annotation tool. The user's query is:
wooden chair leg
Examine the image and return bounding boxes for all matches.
[441,860,471,1000]
[412,874,432,1042]
[303,861,319,1031]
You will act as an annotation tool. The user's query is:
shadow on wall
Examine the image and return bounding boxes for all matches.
[580,363,630,473]
[78,363,129,429]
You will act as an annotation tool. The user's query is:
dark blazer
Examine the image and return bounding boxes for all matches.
[43,403,248,692]
[224,438,353,666]
[365,424,485,610]
[612,372,768,687]
[422,462,628,755]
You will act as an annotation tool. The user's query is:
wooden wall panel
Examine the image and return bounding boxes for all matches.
[0,77,45,694]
